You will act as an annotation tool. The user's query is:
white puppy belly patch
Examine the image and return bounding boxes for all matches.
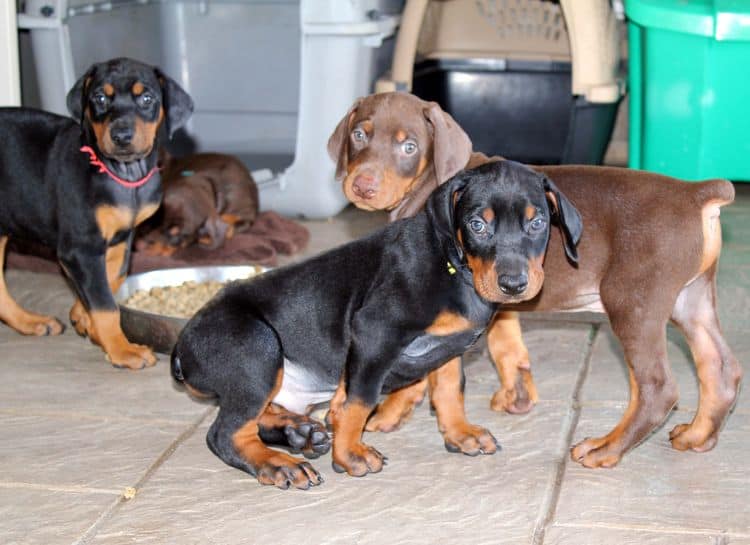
[271,359,336,414]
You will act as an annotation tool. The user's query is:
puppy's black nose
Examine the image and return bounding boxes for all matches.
[110,125,134,146]
[499,273,528,295]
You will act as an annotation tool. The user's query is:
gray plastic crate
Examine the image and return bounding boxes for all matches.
[19,0,402,217]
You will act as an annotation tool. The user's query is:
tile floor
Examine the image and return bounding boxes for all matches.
[1,185,748,545]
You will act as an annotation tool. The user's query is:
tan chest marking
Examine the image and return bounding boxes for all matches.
[96,202,160,242]
[135,202,160,227]
[96,205,133,241]
[426,310,474,336]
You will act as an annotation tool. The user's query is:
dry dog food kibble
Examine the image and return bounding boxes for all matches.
[122,280,229,318]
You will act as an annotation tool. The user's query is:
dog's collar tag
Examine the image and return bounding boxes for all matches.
[446,261,457,275]
[80,146,159,189]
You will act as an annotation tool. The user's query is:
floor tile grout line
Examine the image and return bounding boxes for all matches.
[531,323,600,545]
[72,405,215,545]
[554,521,749,539]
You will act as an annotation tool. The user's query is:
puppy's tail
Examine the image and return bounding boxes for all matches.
[691,179,734,277]
[692,178,735,208]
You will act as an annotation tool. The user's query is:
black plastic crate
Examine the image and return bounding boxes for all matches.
[412,57,620,165]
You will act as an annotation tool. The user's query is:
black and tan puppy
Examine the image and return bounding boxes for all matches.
[328,92,535,443]
[0,57,192,368]
[171,161,582,489]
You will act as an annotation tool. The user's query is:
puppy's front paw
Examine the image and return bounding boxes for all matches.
[570,437,622,468]
[106,342,157,370]
[443,423,499,456]
[16,314,65,337]
[255,453,323,490]
[669,423,719,453]
[69,301,91,337]
[490,368,538,414]
[332,443,386,477]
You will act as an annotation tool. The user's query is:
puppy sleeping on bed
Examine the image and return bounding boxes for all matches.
[141,151,259,255]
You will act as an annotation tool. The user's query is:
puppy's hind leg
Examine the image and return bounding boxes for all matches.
[0,236,64,336]
[571,273,680,468]
[175,314,323,490]
[669,265,742,452]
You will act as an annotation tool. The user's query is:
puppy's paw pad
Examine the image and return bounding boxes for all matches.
[283,420,331,458]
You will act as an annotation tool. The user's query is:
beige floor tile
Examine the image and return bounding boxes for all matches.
[559,409,750,536]
[546,525,748,545]
[0,414,196,491]
[0,488,118,545]
[88,399,573,545]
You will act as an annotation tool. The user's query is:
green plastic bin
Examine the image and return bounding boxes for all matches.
[627,0,750,181]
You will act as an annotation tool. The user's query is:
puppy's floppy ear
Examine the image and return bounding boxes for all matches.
[424,169,471,261]
[327,98,362,180]
[66,67,96,125]
[154,68,194,138]
[423,102,473,185]
[542,175,583,264]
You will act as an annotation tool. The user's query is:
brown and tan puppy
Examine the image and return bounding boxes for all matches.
[329,92,741,467]
[142,152,259,255]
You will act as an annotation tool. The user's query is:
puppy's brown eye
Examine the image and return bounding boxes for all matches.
[351,129,366,142]
[402,140,418,155]
[93,93,107,106]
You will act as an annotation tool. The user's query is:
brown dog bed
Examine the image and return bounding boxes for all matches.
[6,210,309,274]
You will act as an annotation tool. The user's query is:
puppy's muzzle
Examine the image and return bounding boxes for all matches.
[109,122,134,148]
[352,174,379,200]
[498,273,528,296]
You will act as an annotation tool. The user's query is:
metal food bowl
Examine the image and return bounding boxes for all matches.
[117,265,267,354]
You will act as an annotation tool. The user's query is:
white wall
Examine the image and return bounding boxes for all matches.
[0,0,20,106]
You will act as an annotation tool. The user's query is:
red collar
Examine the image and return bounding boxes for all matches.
[80,145,159,189]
